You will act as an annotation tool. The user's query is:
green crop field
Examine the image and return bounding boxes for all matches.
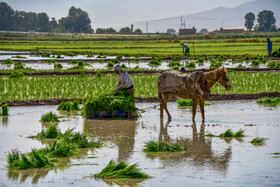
[1,38,279,57]
[0,72,279,102]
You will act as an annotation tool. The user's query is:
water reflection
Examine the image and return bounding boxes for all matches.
[84,119,136,162]
[7,169,51,184]
[1,116,8,127]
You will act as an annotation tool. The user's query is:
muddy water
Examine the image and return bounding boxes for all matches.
[0,101,279,186]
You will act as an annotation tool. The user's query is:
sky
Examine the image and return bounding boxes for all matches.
[2,0,256,29]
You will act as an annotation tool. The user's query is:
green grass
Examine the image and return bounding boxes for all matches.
[177,99,211,106]
[41,112,59,122]
[0,72,279,102]
[206,129,245,137]
[57,100,80,111]
[95,160,150,179]
[9,71,24,78]
[250,137,268,145]
[143,141,187,152]
[257,97,280,107]
[34,125,62,139]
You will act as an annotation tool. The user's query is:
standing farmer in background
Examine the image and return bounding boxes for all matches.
[113,64,134,97]
[181,42,190,55]
[267,37,272,57]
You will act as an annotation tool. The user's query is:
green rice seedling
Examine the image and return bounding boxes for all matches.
[65,53,77,56]
[1,104,8,116]
[219,129,245,137]
[143,141,187,152]
[87,54,94,57]
[95,160,150,179]
[57,100,80,111]
[197,58,204,64]
[7,149,51,170]
[177,99,211,106]
[36,125,62,139]
[9,71,24,78]
[250,137,268,145]
[111,59,119,64]
[47,139,77,158]
[257,97,280,107]
[244,56,250,61]
[2,59,14,64]
[237,64,245,68]
[54,63,63,69]
[169,61,181,66]
[134,65,139,69]
[78,60,85,67]
[272,48,280,57]
[210,61,222,69]
[11,55,27,58]
[173,66,179,70]
[233,129,245,137]
[107,62,114,67]
[98,59,104,62]
[69,60,78,64]
[62,132,102,148]
[116,55,122,60]
[149,57,161,66]
[251,60,260,66]
[41,53,51,58]
[41,112,59,122]
[45,59,57,63]
[121,64,127,69]
[268,61,280,68]
[14,61,25,69]
[96,71,102,78]
[186,62,196,68]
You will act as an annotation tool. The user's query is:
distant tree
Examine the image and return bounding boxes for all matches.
[95,27,117,34]
[49,17,58,31]
[257,10,276,32]
[119,27,131,34]
[131,24,133,33]
[0,2,14,31]
[134,28,142,34]
[37,13,49,32]
[244,12,255,31]
[200,28,208,33]
[166,28,176,34]
[58,6,93,33]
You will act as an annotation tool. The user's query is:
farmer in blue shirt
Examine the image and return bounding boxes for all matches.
[267,37,272,57]
[181,42,189,55]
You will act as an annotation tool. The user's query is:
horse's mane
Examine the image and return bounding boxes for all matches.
[202,66,227,90]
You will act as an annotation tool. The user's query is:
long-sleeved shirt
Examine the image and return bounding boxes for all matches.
[116,70,133,92]
[182,43,189,52]
[267,41,272,51]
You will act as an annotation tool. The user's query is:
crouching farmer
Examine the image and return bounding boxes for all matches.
[113,64,134,97]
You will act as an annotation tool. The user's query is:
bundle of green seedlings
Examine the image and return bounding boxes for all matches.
[177,99,211,106]
[257,97,280,107]
[149,57,161,66]
[9,71,24,78]
[68,60,87,70]
[65,53,77,56]
[1,104,9,116]
[41,53,51,58]
[83,90,138,118]
[169,60,181,66]
[2,59,14,64]
[14,61,25,69]
[205,129,245,137]
[210,60,222,69]
[41,112,59,122]
[45,59,57,63]
[268,61,280,68]
[250,137,268,145]
[94,160,150,179]
[186,61,196,68]
[143,141,187,152]
[272,47,280,57]
[11,55,27,59]
[57,100,80,111]
[54,63,63,69]
[96,71,102,78]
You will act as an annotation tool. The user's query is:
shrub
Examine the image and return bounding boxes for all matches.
[143,141,187,152]
[1,104,8,116]
[57,100,80,111]
[95,160,150,179]
[9,71,24,78]
[41,112,59,122]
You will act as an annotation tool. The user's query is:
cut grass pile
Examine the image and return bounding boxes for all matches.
[41,112,59,122]
[257,97,280,107]
[95,160,150,179]
[57,100,80,111]
[250,137,268,145]
[206,129,245,137]
[83,91,138,119]
[143,141,187,152]
[1,104,8,116]
[177,99,211,106]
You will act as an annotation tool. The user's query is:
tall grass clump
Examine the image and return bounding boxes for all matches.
[257,97,280,107]
[57,100,80,111]
[143,141,187,152]
[9,71,24,78]
[250,137,268,145]
[95,160,150,179]
[41,112,59,122]
[7,150,51,170]
[1,104,9,116]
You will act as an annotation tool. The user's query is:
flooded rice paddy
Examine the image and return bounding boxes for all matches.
[0,100,279,186]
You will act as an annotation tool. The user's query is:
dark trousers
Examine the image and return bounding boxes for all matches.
[184,48,189,55]
[268,50,272,57]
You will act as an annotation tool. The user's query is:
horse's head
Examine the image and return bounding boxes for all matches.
[217,66,231,91]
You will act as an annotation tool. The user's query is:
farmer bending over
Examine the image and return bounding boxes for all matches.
[181,42,189,55]
[113,64,134,97]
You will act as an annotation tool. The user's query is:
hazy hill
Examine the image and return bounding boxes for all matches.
[133,0,280,33]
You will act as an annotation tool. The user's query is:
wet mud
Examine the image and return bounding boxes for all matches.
[0,101,279,186]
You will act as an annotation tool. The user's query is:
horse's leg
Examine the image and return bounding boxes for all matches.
[192,99,198,122]
[163,94,172,121]
[160,102,164,119]
[199,100,205,122]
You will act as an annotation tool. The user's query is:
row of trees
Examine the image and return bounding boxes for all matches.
[244,10,277,32]
[96,25,142,34]
[0,2,93,33]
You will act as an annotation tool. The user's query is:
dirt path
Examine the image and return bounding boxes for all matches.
[1,92,279,106]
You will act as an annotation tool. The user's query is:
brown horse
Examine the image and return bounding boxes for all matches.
[158,66,231,122]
